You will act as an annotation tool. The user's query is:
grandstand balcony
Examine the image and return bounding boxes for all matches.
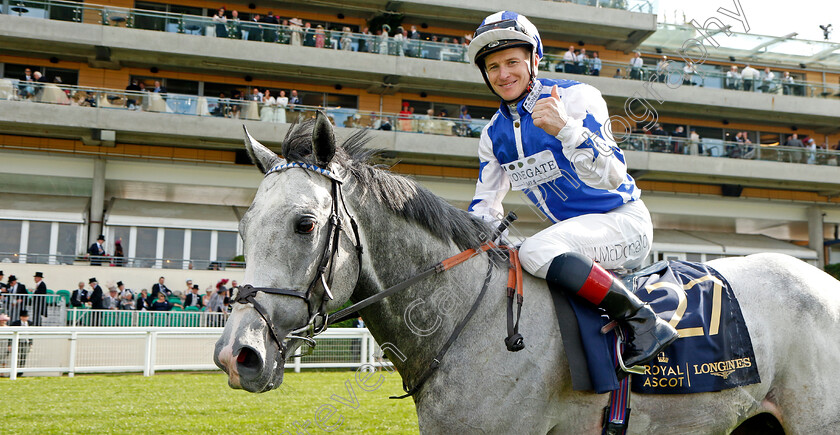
[1,9,837,134]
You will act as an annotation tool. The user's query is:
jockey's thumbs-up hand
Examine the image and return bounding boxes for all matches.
[532,85,569,137]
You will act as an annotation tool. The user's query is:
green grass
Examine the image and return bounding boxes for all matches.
[0,371,419,434]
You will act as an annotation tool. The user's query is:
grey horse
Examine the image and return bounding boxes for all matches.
[215,114,840,434]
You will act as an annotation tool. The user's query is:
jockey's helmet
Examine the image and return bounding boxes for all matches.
[468,11,543,102]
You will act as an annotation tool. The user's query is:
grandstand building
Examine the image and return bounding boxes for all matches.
[2,0,840,290]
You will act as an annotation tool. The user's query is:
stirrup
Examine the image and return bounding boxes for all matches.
[602,320,646,376]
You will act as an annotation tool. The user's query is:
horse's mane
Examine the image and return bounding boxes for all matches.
[281,119,491,250]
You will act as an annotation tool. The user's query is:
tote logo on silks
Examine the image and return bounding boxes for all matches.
[502,150,563,190]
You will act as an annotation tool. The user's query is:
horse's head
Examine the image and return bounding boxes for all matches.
[214,112,363,392]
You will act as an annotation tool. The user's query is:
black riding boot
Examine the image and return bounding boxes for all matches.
[545,252,679,373]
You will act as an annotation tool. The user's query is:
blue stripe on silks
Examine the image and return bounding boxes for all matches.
[478,161,488,183]
[500,11,519,21]
[467,199,482,212]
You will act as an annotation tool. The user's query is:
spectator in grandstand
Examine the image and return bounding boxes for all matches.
[725,65,741,90]
[184,285,204,309]
[152,81,166,94]
[613,68,622,79]
[247,87,262,102]
[590,52,601,76]
[377,25,390,55]
[184,279,193,297]
[113,239,125,267]
[683,61,696,86]
[103,287,120,310]
[71,281,87,307]
[288,89,301,106]
[261,12,279,43]
[212,7,228,38]
[228,10,242,39]
[151,292,181,311]
[576,48,588,75]
[785,133,805,163]
[287,18,302,46]
[32,272,47,326]
[303,22,316,47]
[689,129,701,155]
[651,123,668,136]
[629,51,643,80]
[0,313,7,326]
[782,71,794,95]
[87,234,106,266]
[458,105,472,136]
[136,289,151,310]
[10,310,32,376]
[207,279,228,312]
[0,271,6,292]
[358,26,372,53]
[760,67,776,93]
[149,276,171,303]
[340,26,353,51]
[202,286,214,308]
[806,138,818,164]
[125,79,141,110]
[18,67,35,99]
[466,11,676,372]
[88,278,103,309]
[393,26,407,56]
[246,14,262,42]
[116,282,134,310]
[656,56,669,83]
[260,89,275,122]
[7,275,26,294]
[315,24,326,48]
[671,126,687,154]
[275,90,288,123]
[741,64,759,92]
[562,45,576,73]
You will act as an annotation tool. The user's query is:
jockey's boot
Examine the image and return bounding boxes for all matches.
[545,252,679,372]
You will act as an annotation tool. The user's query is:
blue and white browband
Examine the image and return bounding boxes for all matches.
[265,162,342,182]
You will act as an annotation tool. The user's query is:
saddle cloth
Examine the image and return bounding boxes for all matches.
[552,260,761,394]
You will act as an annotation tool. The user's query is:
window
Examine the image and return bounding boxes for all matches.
[163,228,184,269]
[0,220,21,263]
[133,2,168,31]
[217,231,239,265]
[135,227,158,268]
[165,79,200,95]
[57,223,78,264]
[27,221,52,264]
[190,230,212,270]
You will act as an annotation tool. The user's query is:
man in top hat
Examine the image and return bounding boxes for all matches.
[88,278,104,326]
[32,272,47,326]
[184,284,204,309]
[88,234,107,266]
[10,309,33,376]
[7,276,27,294]
[88,278,104,309]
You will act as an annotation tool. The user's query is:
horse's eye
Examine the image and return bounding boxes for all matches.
[296,217,316,234]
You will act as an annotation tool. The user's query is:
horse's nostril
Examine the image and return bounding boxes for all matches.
[236,347,263,373]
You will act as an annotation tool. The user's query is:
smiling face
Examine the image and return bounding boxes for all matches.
[483,46,534,102]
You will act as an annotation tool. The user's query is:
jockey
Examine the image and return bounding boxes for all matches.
[467,11,678,372]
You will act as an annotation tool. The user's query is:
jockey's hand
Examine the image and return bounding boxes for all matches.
[532,85,569,137]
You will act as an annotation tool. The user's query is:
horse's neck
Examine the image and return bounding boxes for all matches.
[350,195,493,378]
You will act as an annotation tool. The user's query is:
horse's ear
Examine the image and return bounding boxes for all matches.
[243,126,282,174]
[311,111,335,169]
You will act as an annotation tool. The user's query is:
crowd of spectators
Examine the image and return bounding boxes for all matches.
[554,45,602,76]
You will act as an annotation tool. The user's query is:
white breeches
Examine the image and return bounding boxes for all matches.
[518,199,653,278]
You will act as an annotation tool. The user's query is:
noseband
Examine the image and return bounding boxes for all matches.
[233,162,363,358]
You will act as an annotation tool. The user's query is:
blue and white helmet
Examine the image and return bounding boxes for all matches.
[468,11,543,68]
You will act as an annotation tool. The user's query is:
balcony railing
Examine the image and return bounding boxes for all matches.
[0,80,488,137]
[539,54,840,98]
[0,252,245,270]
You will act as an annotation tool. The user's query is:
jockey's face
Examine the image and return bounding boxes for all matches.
[484,47,533,102]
